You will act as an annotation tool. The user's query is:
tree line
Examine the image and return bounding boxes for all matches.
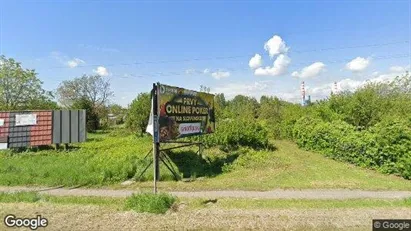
[0,55,126,131]
[2,55,411,179]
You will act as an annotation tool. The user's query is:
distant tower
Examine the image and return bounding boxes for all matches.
[301,81,306,106]
[332,81,338,95]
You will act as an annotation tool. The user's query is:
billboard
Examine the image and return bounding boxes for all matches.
[157,83,215,141]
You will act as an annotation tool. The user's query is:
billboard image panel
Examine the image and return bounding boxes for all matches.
[157,83,215,141]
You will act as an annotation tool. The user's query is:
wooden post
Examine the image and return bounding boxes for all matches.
[152,83,160,194]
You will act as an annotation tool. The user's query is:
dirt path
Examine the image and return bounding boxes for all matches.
[1,186,411,199]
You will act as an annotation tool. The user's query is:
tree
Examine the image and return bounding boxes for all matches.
[56,74,113,109]
[125,92,151,135]
[0,55,56,110]
[200,85,210,93]
[72,97,99,132]
[56,74,113,131]
[108,104,126,124]
[259,96,282,120]
[213,93,227,121]
[226,95,259,119]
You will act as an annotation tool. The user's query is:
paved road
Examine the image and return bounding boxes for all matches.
[1,186,411,199]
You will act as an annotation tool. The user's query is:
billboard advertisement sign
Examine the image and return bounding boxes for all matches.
[15,114,37,126]
[157,83,215,141]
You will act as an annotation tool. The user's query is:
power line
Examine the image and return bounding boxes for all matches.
[42,40,409,70]
[292,41,409,54]
[111,53,411,79]
[44,52,411,83]
[42,52,411,84]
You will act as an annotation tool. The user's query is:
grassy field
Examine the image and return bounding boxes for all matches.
[1,129,411,190]
[1,191,411,230]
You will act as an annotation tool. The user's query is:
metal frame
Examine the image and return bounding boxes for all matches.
[136,83,205,193]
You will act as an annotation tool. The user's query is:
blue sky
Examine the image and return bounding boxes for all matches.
[1,0,410,106]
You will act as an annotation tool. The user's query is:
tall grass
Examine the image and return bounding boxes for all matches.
[0,130,175,186]
[124,193,176,214]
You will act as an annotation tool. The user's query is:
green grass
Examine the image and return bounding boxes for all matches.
[1,129,411,190]
[189,197,411,209]
[128,140,411,191]
[1,191,411,211]
[0,191,42,203]
[0,131,178,186]
[124,193,176,214]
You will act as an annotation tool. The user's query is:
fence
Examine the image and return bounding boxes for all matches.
[0,110,87,149]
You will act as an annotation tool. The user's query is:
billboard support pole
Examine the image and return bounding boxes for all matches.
[153,83,160,194]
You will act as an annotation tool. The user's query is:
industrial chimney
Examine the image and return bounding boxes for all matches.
[301,81,306,106]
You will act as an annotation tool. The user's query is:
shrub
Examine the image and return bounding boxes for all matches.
[202,119,269,150]
[125,92,151,136]
[124,193,176,214]
[292,115,411,180]
[370,118,411,177]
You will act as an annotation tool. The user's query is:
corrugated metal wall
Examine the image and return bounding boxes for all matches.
[52,110,87,144]
[0,110,86,148]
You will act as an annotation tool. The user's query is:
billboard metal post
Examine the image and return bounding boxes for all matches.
[136,82,216,192]
[152,83,160,194]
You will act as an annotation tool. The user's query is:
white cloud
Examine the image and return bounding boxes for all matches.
[212,81,271,99]
[264,35,289,58]
[346,57,371,72]
[248,54,263,69]
[93,66,109,76]
[203,68,210,74]
[389,65,408,73]
[51,52,86,68]
[291,62,326,79]
[67,58,85,68]
[211,71,230,80]
[185,69,196,74]
[338,78,364,91]
[254,54,291,76]
[78,44,120,53]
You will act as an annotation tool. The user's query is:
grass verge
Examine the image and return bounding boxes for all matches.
[1,191,411,211]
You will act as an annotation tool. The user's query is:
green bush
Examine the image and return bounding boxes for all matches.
[370,118,411,177]
[125,92,151,136]
[124,193,176,214]
[202,119,269,150]
[292,115,411,180]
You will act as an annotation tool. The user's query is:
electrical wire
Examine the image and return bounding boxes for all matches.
[42,40,409,70]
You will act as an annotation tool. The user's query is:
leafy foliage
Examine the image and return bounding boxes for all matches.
[0,55,57,110]
[72,98,100,132]
[56,74,113,108]
[125,92,151,135]
[56,74,114,131]
[203,119,269,150]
